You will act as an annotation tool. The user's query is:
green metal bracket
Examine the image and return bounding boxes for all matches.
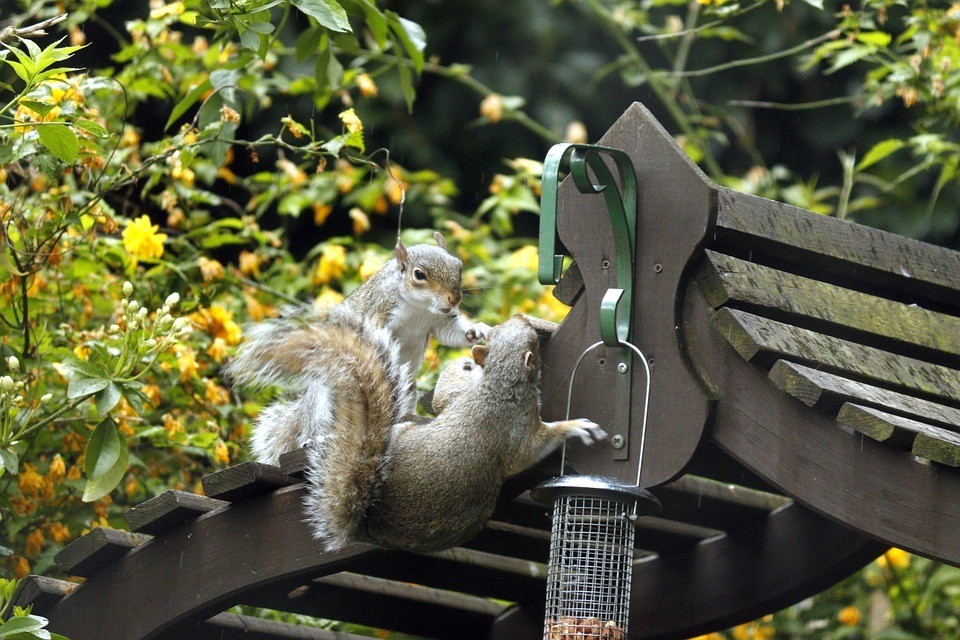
[539,143,638,460]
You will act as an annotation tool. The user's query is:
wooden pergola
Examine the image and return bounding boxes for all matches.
[15,103,960,639]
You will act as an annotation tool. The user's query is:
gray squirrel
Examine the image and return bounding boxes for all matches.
[225,233,489,464]
[302,315,606,552]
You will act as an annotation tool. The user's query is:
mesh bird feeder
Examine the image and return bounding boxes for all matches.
[533,143,661,639]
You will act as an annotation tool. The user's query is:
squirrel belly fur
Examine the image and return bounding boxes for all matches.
[305,315,606,553]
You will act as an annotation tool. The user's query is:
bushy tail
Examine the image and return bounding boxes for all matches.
[226,306,416,549]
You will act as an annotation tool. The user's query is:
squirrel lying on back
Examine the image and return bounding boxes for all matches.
[305,315,606,552]
[225,233,488,464]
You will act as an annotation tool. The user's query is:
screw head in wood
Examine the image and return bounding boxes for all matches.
[653,263,663,273]
[611,435,625,449]
[601,259,611,270]
[617,362,628,374]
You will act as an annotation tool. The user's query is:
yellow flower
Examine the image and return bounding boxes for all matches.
[312,203,333,226]
[243,291,276,322]
[11,555,29,579]
[506,245,539,271]
[315,287,344,309]
[143,384,162,406]
[349,208,370,235]
[206,337,229,363]
[313,244,348,285]
[356,73,378,97]
[238,250,261,277]
[191,305,243,345]
[213,440,230,465]
[204,378,230,404]
[66,465,82,481]
[278,158,307,187]
[125,476,140,497]
[122,215,167,261]
[688,635,724,640]
[150,1,186,19]
[48,454,66,484]
[358,256,384,281]
[339,108,363,133]
[877,548,910,570]
[480,93,503,123]
[25,529,45,555]
[198,256,225,282]
[73,344,91,360]
[18,464,44,498]
[163,413,185,438]
[176,346,199,381]
[46,522,71,545]
[838,605,861,627]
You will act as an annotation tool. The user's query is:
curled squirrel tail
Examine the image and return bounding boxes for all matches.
[301,320,415,551]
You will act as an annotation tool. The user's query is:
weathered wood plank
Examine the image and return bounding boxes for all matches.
[551,261,584,306]
[713,307,960,404]
[837,403,960,466]
[192,613,373,640]
[654,475,790,532]
[124,490,227,535]
[699,250,960,364]
[54,527,151,577]
[715,187,960,305]
[201,461,298,502]
[278,448,309,478]
[769,360,960,431]
[11,576,76,616]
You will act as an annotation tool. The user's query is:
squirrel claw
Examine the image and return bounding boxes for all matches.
[465,322,491,344]
[570,419,606,445]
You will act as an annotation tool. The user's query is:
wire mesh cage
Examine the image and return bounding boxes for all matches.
[531,475,661,640]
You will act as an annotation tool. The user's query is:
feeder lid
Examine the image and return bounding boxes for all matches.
[530,474,662,515]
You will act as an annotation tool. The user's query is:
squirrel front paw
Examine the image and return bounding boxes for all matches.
[465,322,490,344]
[569,419,607,446]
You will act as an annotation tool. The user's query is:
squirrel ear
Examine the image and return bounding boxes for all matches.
[524,351,536,374]
[471,344,488,367]
[394,239,409,272]
[433,231,448,251]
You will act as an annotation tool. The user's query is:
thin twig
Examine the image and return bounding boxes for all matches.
[728,96,857,110]
[0,13,67,44]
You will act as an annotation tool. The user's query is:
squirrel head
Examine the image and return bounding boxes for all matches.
[477,315,540,384]
[432,355,482,414]
[394,233,463,315]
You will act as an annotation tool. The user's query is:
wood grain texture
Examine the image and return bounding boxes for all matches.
[279,447,309,477]
[699,251,960,364]
[683,282,960,563]
[124,490,228,535]
[201,461,298,501]
[712,307,960,404]
[54,527,151,577]
[715,187,960,308]
[540,102,714,487]
[552,261,585,306]
[769,360,960,431]
[45,485,382,640]
[11,576,76,616]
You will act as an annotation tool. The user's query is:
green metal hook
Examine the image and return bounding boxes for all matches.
[539,143,637,347]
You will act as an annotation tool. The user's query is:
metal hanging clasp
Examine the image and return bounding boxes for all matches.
[539,143,639,458]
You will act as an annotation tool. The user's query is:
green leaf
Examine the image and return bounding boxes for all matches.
[239,28,261,52]
[857,139,906,171]
[0,616,45,638]
[295,27,324,62]
[73,118,109,138]
[857,31,891,47]
[166,79,212,131]
[395,54,416,112]
[247,21,275,34]
[0,449,18,476]
[36,123,79,163]
[355,0,388,46]
[85,417,123,480]
[387,13,425,73]
[291,0,351,33]
[67,376,108,399]
[18,100,54,118]
[82,418,129,502]
[94,382,122,416]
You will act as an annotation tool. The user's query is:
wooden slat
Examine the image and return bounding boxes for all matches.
[715,187,960,304]
[551,261,584,306]
[124,490,227,535]
[713,307,960,404]
[769,360,960,431]
[837,403,960,466]
[191,612,373,640]
[12,576,76,616]
[245,572,505,640]
[699,250,960,364]
[201,461,298,502]
[54,527,151,577]
[278,448,309,478]
[654,475,790,532]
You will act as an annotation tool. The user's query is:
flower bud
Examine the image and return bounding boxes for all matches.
[6,356,19,372]
[110,324,120,332]
[40,393,53,404]
[0,376,13,391]
[142,339,157,349]
[123,281,134,296]
[165,292,180,308]
[128,300,140,312]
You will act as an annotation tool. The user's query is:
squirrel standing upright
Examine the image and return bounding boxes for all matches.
[224,233,489,464]
[304,315,607,553]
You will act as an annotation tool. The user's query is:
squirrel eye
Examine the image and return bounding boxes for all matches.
[413,268,427,281]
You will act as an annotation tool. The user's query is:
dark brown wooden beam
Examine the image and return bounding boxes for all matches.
[174,612,375,640]
[201,462,298,501]
[54,527,151,577]
[125,490,228,535]
[12,576,76,616]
